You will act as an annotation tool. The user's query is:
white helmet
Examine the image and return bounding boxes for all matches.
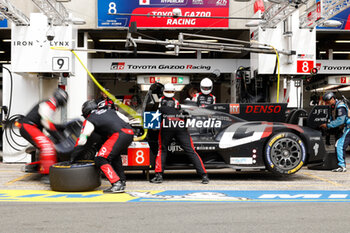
[200,78,213,95]
[163,83,175,98]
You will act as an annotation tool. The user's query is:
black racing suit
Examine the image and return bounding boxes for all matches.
[192,92,216,107]
[95,97,116,110]
[155,96,207,175]
[19,98,60,174]
[73,109,134,184]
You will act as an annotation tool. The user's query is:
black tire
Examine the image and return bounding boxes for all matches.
[264,132,306,175]
[49,161,101,192]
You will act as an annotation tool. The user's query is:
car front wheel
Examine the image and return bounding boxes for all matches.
[265,132,306,175]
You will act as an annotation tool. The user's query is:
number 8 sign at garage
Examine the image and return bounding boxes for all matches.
[297,60,314,73]
[122,142,150,166]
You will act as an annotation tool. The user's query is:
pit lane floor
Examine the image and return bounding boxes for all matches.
[0,160,350,202]
[1,161,350,233]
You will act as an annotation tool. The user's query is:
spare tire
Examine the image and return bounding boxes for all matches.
[49,161,101,192]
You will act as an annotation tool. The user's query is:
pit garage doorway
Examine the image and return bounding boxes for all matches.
[89,58,250,109]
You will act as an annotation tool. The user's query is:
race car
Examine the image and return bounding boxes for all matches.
[142,83,329,175]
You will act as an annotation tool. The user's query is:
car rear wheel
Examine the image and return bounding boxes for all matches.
[264,132,306,175]
[49,161,101,192]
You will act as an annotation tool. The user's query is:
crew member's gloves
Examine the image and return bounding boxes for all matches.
[70,145,85,163]
[54,123,66,131]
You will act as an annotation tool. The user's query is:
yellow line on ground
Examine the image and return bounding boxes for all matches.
[302,172,342,187]
[6,174,34,185]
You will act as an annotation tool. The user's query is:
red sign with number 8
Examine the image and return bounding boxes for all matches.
[127,148,150,166]
[297,60,314,73]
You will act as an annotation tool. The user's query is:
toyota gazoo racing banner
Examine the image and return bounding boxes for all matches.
[98,0,229,28]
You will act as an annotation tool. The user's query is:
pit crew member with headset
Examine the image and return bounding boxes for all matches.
[320,92,349,172]
[192,78,216,107]
[95,88,116,110]
[71,100,134,193]
[19,88,68,183]
[151,83,209,184]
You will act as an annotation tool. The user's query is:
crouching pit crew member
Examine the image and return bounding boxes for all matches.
[151,83,209,184]
[71,100,134,193]
[320,92,349,172]
[19,88,68,183]
[192,78,216,107]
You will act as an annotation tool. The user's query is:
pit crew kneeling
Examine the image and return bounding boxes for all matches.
[151,83,209,184]
[19,88,68,183]
[71,100,134,193]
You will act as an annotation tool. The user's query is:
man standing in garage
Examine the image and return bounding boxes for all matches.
[71,100,134,193]
[19,88,68,183]
[151,83,209,184]
[192,78,216,107]
[95,88,116,110]
[321,92,349,172]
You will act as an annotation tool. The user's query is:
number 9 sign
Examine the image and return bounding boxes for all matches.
[52,57,69,71]
[297,60,314,73]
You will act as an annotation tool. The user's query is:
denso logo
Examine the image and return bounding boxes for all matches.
[246,105,281,114]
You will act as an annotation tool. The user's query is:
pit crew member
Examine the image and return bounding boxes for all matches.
[151,83,209,184]
[71,100,134,193]
[192,78,216,107]
[95,88,116,110]
[19,88,68,183]
[321,92,349,172]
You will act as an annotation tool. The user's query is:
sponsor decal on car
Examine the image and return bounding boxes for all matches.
[230,157,253,165]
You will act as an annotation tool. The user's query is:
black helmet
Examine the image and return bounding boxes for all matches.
[53,88,68,106]
[323,92,335,101]
[82,100,97,118]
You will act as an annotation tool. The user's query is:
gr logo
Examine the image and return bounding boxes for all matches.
[111,62,125,70]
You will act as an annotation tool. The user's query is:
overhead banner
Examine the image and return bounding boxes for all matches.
[90,59,249,73]
[97,0,229,28]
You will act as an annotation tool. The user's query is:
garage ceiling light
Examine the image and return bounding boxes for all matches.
[0,51,5,53]
[2,39,11,42]
[335,40,350,43]
[141,84,185,92]
[333,51,350,54]
[319,51,326,54]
